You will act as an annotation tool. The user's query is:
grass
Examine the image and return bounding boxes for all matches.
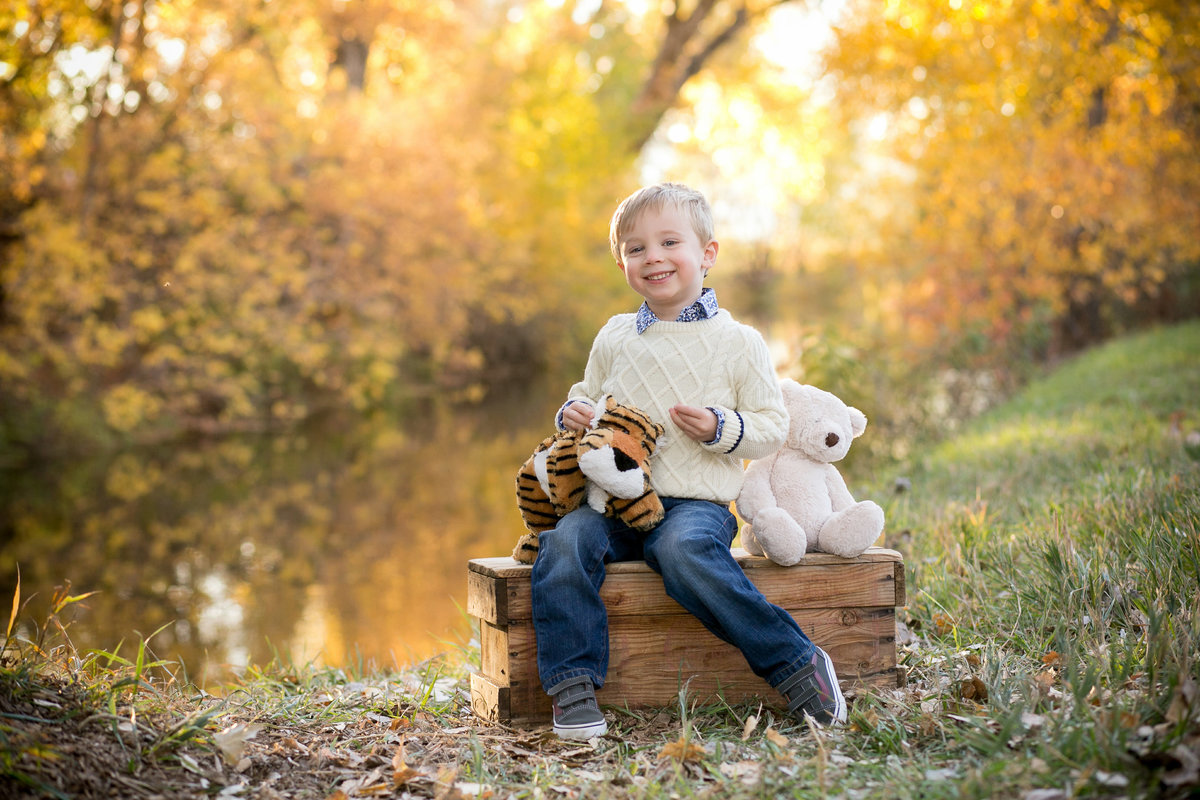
[2,321,1199,799]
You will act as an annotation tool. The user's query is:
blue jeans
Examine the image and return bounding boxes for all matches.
[531,497,815,693]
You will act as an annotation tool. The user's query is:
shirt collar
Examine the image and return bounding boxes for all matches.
[635,288,720,334]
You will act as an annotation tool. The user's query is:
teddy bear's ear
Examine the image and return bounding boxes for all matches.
[848,407,868,438]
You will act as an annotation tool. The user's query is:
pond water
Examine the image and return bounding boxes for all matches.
[0,384,570,686]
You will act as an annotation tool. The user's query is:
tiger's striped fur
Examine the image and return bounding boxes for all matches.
[512,397,665,564]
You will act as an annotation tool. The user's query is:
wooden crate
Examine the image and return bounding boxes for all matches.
[467,547,905,725]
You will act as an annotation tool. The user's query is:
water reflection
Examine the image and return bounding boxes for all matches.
[0,386,562,685]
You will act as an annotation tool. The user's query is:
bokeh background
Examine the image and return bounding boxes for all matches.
[2,0,1197,684]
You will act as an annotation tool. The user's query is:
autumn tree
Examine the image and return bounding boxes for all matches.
[1,0,495,449]
[0,0,839,454]
[822,0,1200,365]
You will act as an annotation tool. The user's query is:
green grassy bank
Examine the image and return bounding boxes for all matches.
[3,321,1198,799]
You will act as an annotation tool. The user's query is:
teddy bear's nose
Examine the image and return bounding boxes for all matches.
[825,432,840,448]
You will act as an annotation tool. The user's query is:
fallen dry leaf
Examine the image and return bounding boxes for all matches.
[394,763,420,789]
[1163,742,1200,788]
[719,760,762,785]
[658,736,706,763]
[857,708,880,731]
[277,736,310,755]
[1042,651,1062,668]
[741,708,760,741]
[1022,790,1065,800]
[1020,712,1045,730]
[765,727,790,748]
[1034,669,1057,693]
[335,767,389,797]
[316,747,355,768]
[932,613,955,635]
[1167,679,1198,726]
[214,722,262,766]
[957,677,989,703]
[392,740,422,788]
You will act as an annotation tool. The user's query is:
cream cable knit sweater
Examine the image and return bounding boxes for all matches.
[567,310,788,503]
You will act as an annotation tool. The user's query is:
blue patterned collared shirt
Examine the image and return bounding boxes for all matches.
[634,287,720,334]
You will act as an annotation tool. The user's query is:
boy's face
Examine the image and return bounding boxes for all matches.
[616,203,718,322]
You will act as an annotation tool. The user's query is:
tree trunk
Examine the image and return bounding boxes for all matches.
[334,36,370,92]
[628,1,793,151]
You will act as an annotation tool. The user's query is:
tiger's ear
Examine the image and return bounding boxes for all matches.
[603,394,619,412]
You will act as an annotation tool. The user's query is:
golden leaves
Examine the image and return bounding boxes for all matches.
[823,0,1200,367]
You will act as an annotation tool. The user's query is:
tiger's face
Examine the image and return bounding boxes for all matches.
[577,397,664,506]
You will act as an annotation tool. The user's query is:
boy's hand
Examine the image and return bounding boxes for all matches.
[561,402,595,431]
[670,404,718,443]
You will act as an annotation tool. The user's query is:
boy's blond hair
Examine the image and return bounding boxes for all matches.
[609,182,715,264]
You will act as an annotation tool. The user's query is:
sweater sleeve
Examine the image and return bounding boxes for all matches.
[564,315,622,411]
[705,326,788,459]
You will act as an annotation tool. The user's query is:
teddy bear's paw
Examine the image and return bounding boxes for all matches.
[751,507,809,566]
[741,525,765,557]
[817,501,885,558]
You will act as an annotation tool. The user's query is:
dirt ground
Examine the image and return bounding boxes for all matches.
[0,668,695,800]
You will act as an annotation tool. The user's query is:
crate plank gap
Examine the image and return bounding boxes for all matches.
[468,546,905,725]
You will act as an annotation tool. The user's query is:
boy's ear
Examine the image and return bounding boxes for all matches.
[703,239,719,269]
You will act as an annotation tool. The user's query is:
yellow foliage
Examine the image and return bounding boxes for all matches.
[102,385,164,433]
[103,453,164,503]
[819,0,1200,362]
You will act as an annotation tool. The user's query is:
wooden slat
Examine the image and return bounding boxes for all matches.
[494,561,899,621]
[469,672,508,723]
[467,547,903,578]
[478,621,512,685]
[467,572,503,625]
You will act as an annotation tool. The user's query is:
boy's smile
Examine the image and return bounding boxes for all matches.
[617,204,718,322]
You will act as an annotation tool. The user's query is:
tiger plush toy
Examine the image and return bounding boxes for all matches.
[512,396,666,564]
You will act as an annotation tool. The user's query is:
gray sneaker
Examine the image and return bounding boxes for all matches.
[778,646,848,725]
[548,676,608,739]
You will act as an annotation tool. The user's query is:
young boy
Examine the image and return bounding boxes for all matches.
[531,182,847,739]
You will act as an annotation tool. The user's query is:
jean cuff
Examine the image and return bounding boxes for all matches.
[768,649,817,691]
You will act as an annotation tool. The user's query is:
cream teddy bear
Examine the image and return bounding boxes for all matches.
[736,380,885,564]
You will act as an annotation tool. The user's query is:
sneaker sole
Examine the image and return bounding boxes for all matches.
[814,647,848,724]
[554,719,608,739]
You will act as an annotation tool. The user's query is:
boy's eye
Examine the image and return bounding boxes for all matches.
[628,245,644,254]
[663,239,678,247]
